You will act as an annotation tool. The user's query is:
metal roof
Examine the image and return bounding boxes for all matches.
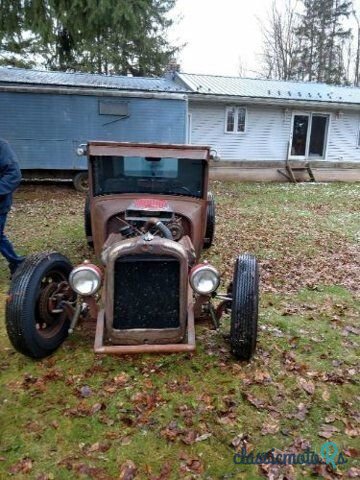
[176,72,360,105]
[0,67,187,93]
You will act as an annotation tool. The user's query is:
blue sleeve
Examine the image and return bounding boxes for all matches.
[0,142,22,195]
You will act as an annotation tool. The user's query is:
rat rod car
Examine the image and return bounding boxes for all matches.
[6,142,259,361]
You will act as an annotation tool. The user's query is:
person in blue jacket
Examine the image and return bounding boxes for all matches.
[0,139,24,274]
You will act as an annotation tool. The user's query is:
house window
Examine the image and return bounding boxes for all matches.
[225,106,246,133]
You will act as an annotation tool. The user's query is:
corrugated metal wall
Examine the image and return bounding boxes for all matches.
[0,91,187,170]
[189,101,360,162]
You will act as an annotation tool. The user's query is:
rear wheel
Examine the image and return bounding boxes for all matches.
[230,254,259,361]
[84,195,93,248]
[204,191,215,249]
[6,252,75,359]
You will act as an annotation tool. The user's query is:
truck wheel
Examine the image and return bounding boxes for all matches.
[84,195,94,248]
[204,191,215,249]
[230,254,259,361]
[73,172,88,192]
[6,252,75,359]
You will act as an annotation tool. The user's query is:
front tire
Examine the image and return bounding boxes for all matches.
[204,191,215,249]
[230,254,259,361]
[6,252,74,359]
[84,195,93,248]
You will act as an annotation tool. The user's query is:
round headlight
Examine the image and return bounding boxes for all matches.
[190,264,220,295]
[69,264,102,296]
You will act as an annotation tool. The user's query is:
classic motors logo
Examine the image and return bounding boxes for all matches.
[234,442,348,469]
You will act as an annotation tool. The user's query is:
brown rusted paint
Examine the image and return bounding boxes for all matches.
[94,299,196,354]
[87,141,210,160]
[91,194,207,260]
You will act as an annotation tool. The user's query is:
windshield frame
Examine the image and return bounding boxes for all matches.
[90,154,208,200]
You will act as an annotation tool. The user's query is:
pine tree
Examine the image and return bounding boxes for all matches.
[0,0,178,75]
[295,0,352,84]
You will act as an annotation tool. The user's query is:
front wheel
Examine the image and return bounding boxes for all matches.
[6,252,75,359]
[84,195,93,248]
[204,191,215,249]
[229,254,259,361]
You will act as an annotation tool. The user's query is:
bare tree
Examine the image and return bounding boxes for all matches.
[354,8,360,85]
[260,0,301,80]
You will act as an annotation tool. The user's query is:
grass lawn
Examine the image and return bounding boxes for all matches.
[0,181,359,480]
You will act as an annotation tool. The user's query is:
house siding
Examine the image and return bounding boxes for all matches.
[327,111,360,162]
[188,101,360,163]
[0,91,187,171]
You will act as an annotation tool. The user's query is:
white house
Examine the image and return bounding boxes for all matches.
[173,73,360,181]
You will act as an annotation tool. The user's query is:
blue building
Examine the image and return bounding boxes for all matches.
[0,67,188,190]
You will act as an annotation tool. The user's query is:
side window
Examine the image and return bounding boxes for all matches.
[225,106,246,133]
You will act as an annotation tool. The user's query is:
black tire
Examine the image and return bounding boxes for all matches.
[230,254,259,361]
[73,171,89,192]
[204,191,215,249]
[6,252,74,359]
[84,195,94,248]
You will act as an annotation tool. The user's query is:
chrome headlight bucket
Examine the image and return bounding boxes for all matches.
[189,264,220,295]
[69,263,102,296]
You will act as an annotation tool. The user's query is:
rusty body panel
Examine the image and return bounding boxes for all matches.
[91,194,207,259]
[87,141,210,160]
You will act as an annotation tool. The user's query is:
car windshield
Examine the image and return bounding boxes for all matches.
[92,156,205,198]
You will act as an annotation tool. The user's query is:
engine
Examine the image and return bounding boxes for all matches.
[106,198,188,241]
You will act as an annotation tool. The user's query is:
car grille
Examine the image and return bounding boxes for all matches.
[113,254,180,329]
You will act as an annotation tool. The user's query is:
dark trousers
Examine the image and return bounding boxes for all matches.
[0,213,23,269]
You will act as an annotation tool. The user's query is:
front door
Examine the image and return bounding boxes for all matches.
[289,113,329,160]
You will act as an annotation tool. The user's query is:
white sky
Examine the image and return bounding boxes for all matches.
[168,0,360,78]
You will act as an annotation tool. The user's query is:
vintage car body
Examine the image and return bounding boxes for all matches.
[6,142,259,361]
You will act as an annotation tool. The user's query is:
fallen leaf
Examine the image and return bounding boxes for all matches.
[344,423,360,437]
[261,419,280,435]
[348,467,360,478]
[244,392,266,409]
[149,461,172,480]
[344,447,360,458]
[318,424,339,439]
[91,402,106,415]
[195,433,212,442]
[9,457,33,474]
[298,377,315,395]
[114,373,130,385]
[119,460,137,480]
[324,414,336,423]
[322,389,330,401]
[181,430,197,445]
[292,402,309,421]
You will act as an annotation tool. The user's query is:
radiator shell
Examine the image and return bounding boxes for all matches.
[104,236,188,344]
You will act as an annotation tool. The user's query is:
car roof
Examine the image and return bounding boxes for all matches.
[87,141,210,160]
